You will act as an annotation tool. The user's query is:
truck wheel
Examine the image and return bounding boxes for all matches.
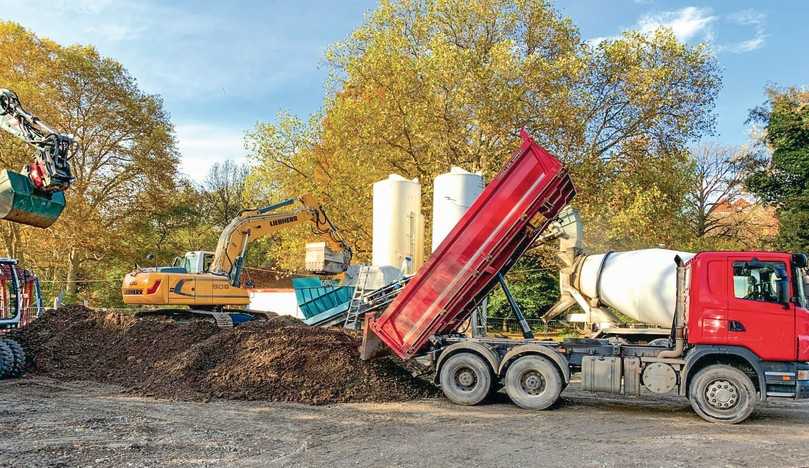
[689,364,756,424]
[439,353,492,406]
[0,341,13,379]
[2,339,25,377]
[504,355,562,410]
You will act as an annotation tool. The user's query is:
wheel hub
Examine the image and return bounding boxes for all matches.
[706,379,738,410]
[521,370,546,395]
[455,368,477,390]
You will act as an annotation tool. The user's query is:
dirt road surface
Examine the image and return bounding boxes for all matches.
[1,377,807,467]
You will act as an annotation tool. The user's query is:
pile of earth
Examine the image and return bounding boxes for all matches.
[11,305,438,404]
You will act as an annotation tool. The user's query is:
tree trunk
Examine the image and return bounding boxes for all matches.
[0,224,24,265]
[65,247,79,296]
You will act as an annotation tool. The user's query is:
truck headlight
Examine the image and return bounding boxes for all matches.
[798,370,809,381]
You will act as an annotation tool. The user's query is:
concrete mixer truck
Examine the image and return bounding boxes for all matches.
[540,209,695,342]
[359,130,809,424]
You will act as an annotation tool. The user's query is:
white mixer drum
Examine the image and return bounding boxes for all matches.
[577,249,695,328]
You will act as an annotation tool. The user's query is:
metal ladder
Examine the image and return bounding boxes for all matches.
[344,266,371,330]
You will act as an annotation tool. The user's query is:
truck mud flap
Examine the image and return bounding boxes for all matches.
[359,315,384,360]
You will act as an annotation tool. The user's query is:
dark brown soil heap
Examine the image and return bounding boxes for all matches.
[12,305,438,404]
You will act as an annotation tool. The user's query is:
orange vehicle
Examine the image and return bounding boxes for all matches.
[121,195,351,318]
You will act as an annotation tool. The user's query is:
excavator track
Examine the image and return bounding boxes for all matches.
[132,308,272,328]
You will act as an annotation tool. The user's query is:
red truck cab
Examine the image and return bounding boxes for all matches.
[687,251,809,362]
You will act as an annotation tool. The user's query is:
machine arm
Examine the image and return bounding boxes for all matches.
[0,89,74,192]
[208,194,352,286]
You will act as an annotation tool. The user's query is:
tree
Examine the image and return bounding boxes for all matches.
[201,160,250,229]
[0,22,181,303]
[746,87,809,251]
[682,143,764,243]
[247,0,721,268]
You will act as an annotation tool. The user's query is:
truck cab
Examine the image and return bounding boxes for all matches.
[687,251,809,362]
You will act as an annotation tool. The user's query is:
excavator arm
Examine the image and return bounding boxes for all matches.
[0,89,74,193]
[208,194,352,287]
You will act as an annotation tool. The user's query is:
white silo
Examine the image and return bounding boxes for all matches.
[372,174,425,274]
[431,167,485,252]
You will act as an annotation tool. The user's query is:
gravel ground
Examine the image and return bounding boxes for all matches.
[2,377,808,467]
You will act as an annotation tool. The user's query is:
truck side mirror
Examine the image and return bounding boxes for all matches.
[792,253,808,269]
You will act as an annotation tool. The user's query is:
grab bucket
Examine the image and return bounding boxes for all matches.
[0,169,65,228]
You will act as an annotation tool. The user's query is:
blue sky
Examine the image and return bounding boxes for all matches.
[1,0,806,180]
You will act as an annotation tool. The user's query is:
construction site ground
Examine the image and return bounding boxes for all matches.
[2,377,807,467]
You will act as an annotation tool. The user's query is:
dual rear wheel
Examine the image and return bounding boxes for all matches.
[439,352,562,410]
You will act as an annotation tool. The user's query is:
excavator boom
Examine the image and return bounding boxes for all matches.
[209,195,352,287]
[0,89,74,228]
[0,89,74,193]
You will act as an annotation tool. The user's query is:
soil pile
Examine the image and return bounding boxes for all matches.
[12,306,438,404]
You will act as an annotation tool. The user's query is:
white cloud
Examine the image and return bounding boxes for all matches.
[721,9,767,53]
[587,6,767,55]
[174,123,248,181]
[83,23,144,41]
[637,6,717,42]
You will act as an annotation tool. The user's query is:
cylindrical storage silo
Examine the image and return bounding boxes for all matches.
[372,174,425,274]
[431,167,484,252]
[576,249,695,327]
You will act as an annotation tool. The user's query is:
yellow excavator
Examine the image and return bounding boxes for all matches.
[121,194,351,323]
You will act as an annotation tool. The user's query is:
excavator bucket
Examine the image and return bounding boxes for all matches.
[0,169,65,228]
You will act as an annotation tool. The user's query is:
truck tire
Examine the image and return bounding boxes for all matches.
[438,352,492,406]
[0,341,13,379]
[688,364,756,424]
[1,339,25,377]
[504,355,562,410]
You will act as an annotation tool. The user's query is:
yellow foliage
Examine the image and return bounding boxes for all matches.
[247,1,720,269]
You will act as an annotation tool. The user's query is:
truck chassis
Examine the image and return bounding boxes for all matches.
[428,334,809,424]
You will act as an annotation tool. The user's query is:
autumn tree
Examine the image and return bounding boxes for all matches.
[746,87,809,252]
[677,143,771,250]
[201,160,250,229]
[248,0,720,270]
[0,21,182,304]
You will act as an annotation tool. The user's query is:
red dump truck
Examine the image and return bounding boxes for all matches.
[361,130,809,424]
